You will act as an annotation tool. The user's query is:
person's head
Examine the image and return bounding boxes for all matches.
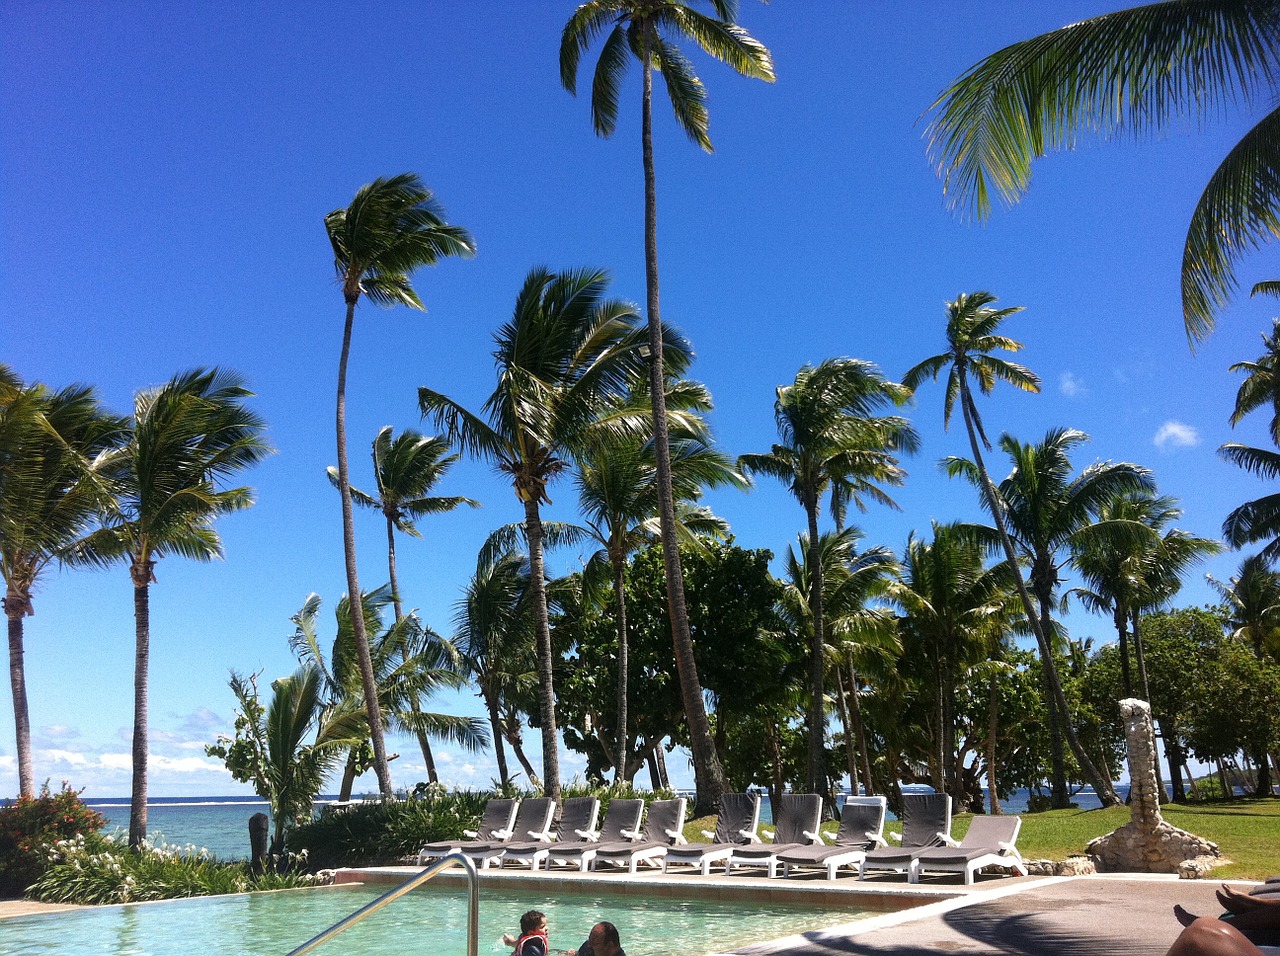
[520,911,547,935]
[587,921,621,956]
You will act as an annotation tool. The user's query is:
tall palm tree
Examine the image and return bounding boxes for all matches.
[1222,315,1280,559]
[454,548,540,789]
[905,293,1120,808]
[419,267,661,803]
[81,368,270,847]
[888,522,1015,805]
[578,412,743,783]
[561,0,773,814]
[327,426,478,783]
[325,172,475,796]
[778,527,900,799]
[950,427,1152,806]
[1209,554,1280,663]
[288,587,485,798]
[0,372,124,796]
[740,358,917,795]
[1072,490,1220,697]
[924,2,1280,342]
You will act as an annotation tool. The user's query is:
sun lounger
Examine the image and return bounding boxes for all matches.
[589,798,688,874]
[663,792,761,876]
[542,798,646,872]
[776,795,888,880]
[910,813,1026,884]
[500,796,601,870]
[417,796,519,864]
[857,792,952,880]
[725,793,823,877]
[457,797,556,870]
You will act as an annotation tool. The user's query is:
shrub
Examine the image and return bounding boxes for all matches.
[0,783,106,897]
[26,834,323,905]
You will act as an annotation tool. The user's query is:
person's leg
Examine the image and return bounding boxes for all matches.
[1167,918,1265,956]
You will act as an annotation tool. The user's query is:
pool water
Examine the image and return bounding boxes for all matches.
[4,883,870,956]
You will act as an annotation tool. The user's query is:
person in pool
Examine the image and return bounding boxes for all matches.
[503,910,549,956]
[575,921,624,956]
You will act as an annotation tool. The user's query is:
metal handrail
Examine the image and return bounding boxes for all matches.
[286,852,479,956]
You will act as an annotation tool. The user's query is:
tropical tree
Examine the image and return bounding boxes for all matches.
[327,426,478,782]
[949,427,1153,806]
[453,548,540,789]
[925,2,1280,342]
[777,527,900,800]
[1209,554,1280,663]
[1222,316,1280,559]
[577,382,743,783]
[325,172,475,796]
[81,368,271,847]
[740,358,917,794]
[561,0,774,815]
[205,665,364,855]
[904,293,1121,808]
[288,586,485,798]
[888,522,1015,807]
[1072,490,1220,698]
[419,266,659,802]
[0,371,124,796]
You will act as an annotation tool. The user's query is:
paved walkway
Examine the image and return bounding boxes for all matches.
[0,898,82,919]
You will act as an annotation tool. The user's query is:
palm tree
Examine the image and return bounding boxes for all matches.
[561,0,773,815]
[777,527,900,799]
[82,368,270,847]
[952,427,1153,806]
[1222,316,1280,559]
[1072,490,1220,697]
[740,358,917,795]
[0,371,124,796]
[577,409,743,784]
[888,522,1015,806]
[420,267,660,803]
[904,294,1121,808]
[924,3,1280,342]
[327,426,478,783]
[325,172,475,796]
[288,587,485,798]
[454,548,540,789]
[1209,554,1280,663]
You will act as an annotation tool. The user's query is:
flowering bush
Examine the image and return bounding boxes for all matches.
[0,782,106,897]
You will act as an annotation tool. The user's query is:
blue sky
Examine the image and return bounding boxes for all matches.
[4,1,1276,798]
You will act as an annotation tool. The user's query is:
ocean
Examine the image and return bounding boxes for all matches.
[85,786,1122,862]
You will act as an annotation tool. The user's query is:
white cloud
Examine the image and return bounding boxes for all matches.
[1059,371,1086,397]
[1154,421,1200,449]
[149,754,226,774]
[100,752,133,770]
[41,724,81,741]
[43,749,90,767]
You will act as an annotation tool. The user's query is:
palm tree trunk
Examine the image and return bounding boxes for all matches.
[612,553,629,786]
[1115,605,1132,697]
[522,496,560,802]
[640,51,725,818]
[336,297,393,796]
[509,728,541,788]
[835,663,860,796]
[805,503,827,795]
[848,667,874,795]
[987,672,1002,814]
[487,693,509,788]
[1034,592,1069,807]
[5,594,34,798]
[1130,611,1166,801]
[387,514,438,784]
[129,559,153,849]
[339,752,358,802]
[957,377,1121,807]
[654,740,670,790]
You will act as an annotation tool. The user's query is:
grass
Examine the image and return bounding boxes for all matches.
[688,798,1280,880]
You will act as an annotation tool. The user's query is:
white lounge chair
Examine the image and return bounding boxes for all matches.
[590,798,687,874]
[663,793,760,876]
[776,796,888,880]
[910,814,1027,884]
[544,798,645,872]
[501,797,600,870]
[458,797,556,870]
[726,793,823,878]
[857,792,952,880]
[417,797,519,865]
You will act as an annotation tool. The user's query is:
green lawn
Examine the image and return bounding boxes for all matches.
[688,798,1280,880]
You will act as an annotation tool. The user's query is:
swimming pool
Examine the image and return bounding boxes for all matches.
[3,882,877,955]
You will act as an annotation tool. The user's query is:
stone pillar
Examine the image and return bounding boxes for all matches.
[1086,699,1219,874]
